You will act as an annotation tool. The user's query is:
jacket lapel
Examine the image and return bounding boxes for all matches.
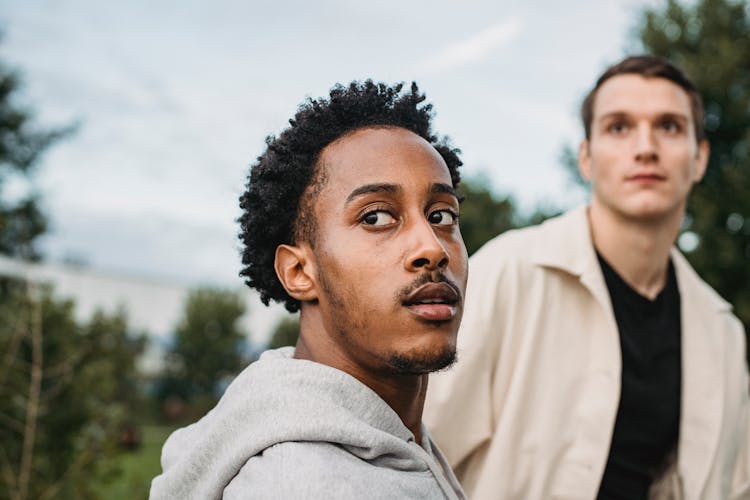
[532,206,623,496]
[673,249,729,499]
[531,206,615,320]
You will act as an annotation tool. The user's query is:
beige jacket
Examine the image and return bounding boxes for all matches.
[425,206,750,500]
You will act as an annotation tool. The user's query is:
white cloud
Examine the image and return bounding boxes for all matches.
[418,17,524,72]
[1,0,642,285]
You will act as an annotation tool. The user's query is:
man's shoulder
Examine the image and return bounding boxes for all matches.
[671,249,735,315]
[671,249,746,350]
[470,207,589,269]
[224,441,364,494]
[153,348,412,500]
[224,441,438,500]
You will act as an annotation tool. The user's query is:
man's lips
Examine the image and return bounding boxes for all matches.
[402,282,460,321]
[627,172,666,182]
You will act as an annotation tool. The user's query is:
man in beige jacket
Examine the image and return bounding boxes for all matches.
[424,56,750,499]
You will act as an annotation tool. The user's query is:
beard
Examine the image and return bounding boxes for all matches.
[316,262,459,376]
[386,345,457,375]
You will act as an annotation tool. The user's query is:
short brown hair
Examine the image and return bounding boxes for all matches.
[581,55,705,142]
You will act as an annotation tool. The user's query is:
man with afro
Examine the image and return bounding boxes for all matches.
[150,81,468,500]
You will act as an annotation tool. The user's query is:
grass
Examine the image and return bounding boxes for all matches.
[95,424,177,500]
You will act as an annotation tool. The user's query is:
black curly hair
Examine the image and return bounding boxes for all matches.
[238,80,463,312]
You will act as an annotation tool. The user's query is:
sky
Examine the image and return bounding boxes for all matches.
[0,0,654,287]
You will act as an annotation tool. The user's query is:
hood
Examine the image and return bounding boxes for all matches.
[149,347,441,499]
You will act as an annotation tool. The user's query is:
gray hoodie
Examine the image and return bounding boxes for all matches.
[149,347,465,500]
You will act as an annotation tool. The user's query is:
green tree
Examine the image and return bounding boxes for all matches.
[267,315,300,349]
[458,176,519,256]
[160,288,247,406]
[0,282,144,500]
[458,175,559,256]
[0,58,70,259]
[637,0,750,336]
[0,44,146,499]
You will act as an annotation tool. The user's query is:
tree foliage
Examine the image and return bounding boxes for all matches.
[159,288,247,405]
[457,176,519,256]
[638,0,750,335]
[458,175,560,256]
[0,42,146,499]
[0,60,70,260]
[0,280,144,500]
[267,315,300,349]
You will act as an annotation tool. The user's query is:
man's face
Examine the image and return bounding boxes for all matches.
[306,126,468,376]
[579,74,709,222]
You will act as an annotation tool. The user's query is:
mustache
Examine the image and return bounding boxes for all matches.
[395,272,463,303]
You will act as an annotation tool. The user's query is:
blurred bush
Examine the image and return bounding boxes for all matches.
[0,279,145,500]
[154,287,248,420]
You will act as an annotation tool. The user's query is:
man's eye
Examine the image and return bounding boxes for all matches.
[607,122,629,134]
[428,209,457,226]
[362,210,396,226]
[660,120,681,133]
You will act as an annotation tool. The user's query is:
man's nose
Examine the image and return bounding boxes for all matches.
[634,123,658,163]
[404,218,449,272]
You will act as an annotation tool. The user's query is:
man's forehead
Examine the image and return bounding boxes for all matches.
[344,182,458,204]
[316,127,453,191]
[594,74,693,119]
[320,126,438,162]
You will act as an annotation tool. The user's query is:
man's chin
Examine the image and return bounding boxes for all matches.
[386,347,457,375]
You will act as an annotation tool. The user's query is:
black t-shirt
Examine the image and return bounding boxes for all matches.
[596,253,682,500]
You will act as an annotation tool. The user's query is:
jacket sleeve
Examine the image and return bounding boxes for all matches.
[423,241,506,471]
[730,318,750,500]
[730,395,750,499]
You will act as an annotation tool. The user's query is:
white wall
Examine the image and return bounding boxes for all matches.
[0,255,290,372]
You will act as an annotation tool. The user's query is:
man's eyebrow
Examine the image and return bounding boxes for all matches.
[655,112,689,122]
[432,183,459,198]
[598,111,628,121]
[346,183,401,203]
[598,111,689,122]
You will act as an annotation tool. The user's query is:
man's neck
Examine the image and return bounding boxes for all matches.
[362,371,428,445]
[588,201,682,299]
[294,312,428,444]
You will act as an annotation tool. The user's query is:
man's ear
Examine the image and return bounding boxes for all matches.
[693,139,710,183]
[578,139,593,181]
[274,243,318,302]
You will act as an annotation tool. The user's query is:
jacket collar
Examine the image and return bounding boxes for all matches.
[530,204,731,314]
[529,205,613,313]
[530,205,596,277]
